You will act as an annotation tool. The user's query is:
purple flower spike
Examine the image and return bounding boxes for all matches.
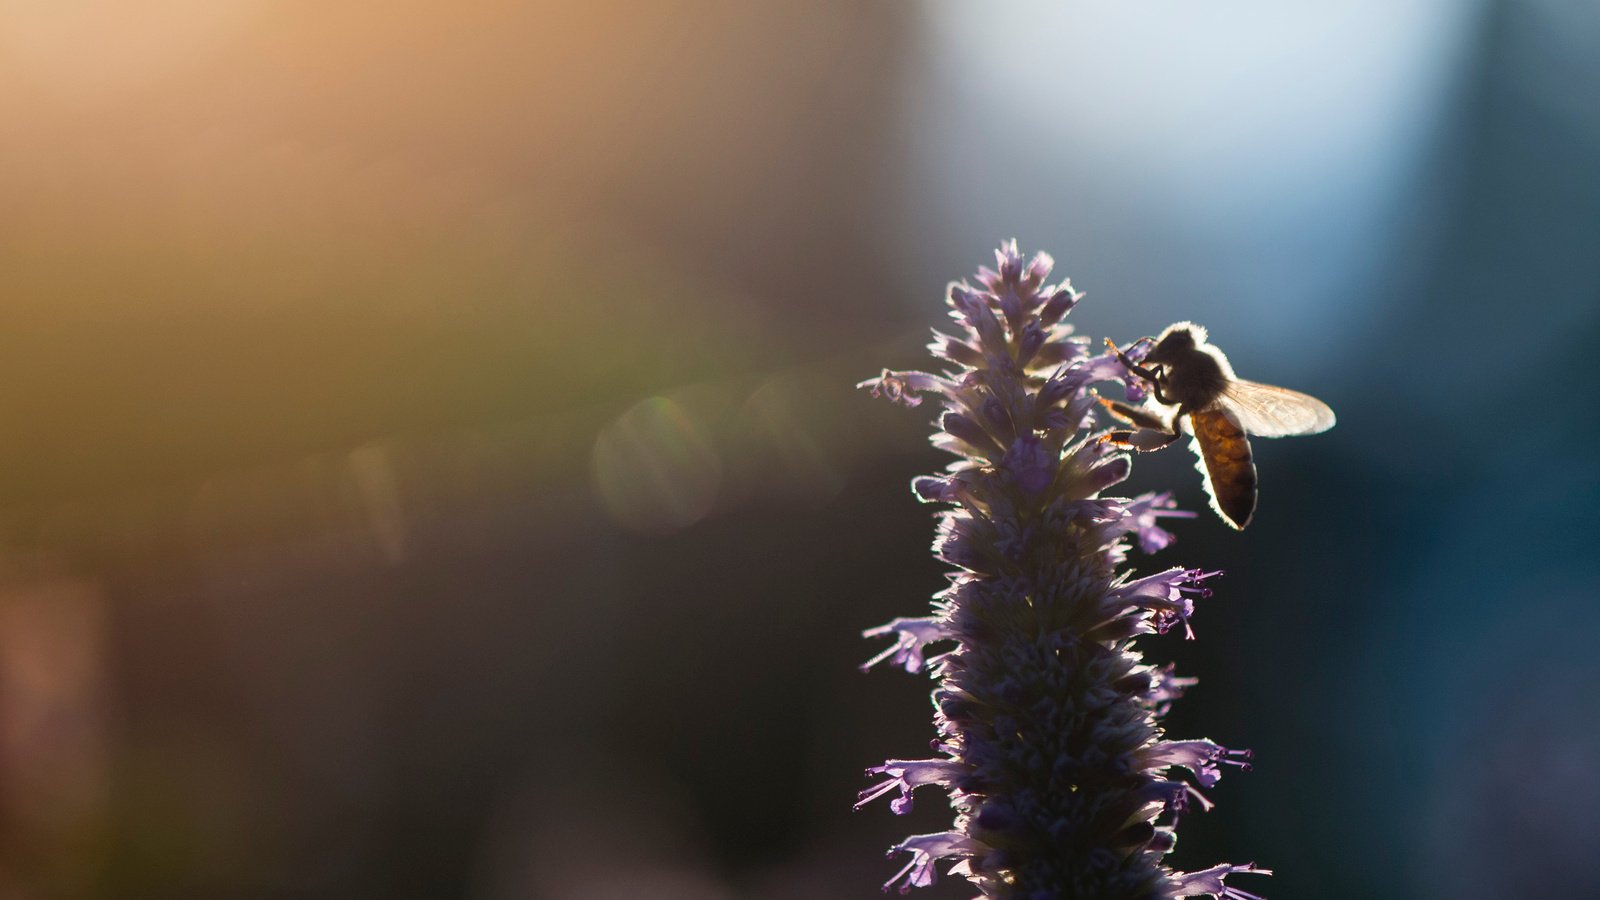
[858,244,1267,898]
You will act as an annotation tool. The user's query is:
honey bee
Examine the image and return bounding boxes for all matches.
[1102,322,1335,530]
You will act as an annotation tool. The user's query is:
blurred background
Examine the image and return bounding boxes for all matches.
[1,1,1597,897]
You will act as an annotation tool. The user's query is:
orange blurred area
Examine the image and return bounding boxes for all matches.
[0,1,904,512]
[0,3,915,894]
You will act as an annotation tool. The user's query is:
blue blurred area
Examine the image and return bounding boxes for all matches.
[893,1,1482,372]
[888,3,1600,897]
[893,6,1600,890]
[889,3,1600,897]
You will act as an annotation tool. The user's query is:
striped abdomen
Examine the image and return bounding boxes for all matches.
[1188,407,1258,530]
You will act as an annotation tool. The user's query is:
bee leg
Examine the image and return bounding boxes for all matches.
[1102,341,1177,405]
[1106,338,1163,385]
[1096,396,1169,431]
[1148,378,1175,406]
[1101,427,1181,452]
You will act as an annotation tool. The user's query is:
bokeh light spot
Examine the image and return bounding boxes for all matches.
[345,441,408,566]
[592,396,722,534]
[743,377,844,507]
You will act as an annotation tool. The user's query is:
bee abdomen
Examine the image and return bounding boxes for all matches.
[1188,407,1258,530]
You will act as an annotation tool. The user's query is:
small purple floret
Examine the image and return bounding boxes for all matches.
[882,831,988,894]
[856,758,965,814]
[1124,491,1198,554]
[861,617,953,674]
[857,369,953,408]
[1170,863,1274,900]
[1140,739,1255,789]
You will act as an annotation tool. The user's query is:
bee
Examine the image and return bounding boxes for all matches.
[1101,322,1335,530]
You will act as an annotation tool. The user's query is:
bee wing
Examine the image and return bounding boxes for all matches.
[1218,380,1336,437]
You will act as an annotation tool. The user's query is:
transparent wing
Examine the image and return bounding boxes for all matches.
[1218,380,1335,437]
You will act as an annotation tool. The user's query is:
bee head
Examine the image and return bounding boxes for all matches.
[1144,321,1208,366]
